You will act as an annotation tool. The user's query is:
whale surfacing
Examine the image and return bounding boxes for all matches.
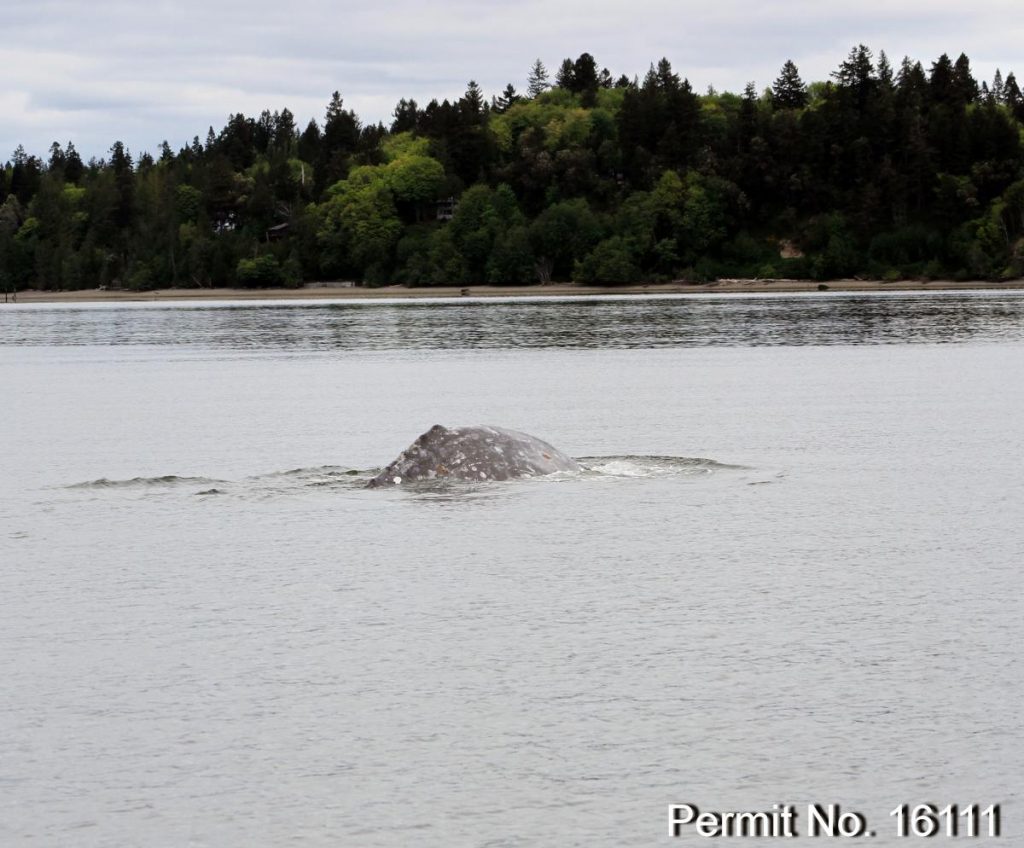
[367,425,580,487]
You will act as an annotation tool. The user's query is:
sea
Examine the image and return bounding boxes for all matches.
[2,291,1022,846]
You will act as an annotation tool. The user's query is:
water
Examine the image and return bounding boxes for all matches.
[2,292,1022,846]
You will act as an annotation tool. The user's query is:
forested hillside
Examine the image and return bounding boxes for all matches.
[2,46,1023,290]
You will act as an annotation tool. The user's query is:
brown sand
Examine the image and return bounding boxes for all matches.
[5,278,1024,304]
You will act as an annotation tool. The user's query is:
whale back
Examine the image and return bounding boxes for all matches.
[367,425,579,487]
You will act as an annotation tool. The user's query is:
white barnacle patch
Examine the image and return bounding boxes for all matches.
[479,471,487,479]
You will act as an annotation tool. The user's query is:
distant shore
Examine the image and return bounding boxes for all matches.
[6,278,1024,304]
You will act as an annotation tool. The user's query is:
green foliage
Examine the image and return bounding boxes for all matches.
[317,178,402,276]
[449,183,526,280]
[3,46,1024,291]
[237,254,283,286]
[575,236,640,284]
[175,185,203,223]
[529,199,601,281]
[868,225,942,269]
[381,132,431,162]
[487,225,535,283]
[384,155,445,204]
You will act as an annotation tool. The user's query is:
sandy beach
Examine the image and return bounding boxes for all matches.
[4,278,1024,304]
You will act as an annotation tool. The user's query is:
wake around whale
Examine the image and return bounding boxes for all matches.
[367,425,580,487]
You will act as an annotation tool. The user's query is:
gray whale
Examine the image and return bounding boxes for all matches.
[367,425,580,487]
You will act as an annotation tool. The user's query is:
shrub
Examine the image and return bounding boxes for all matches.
[574,236,640,284]
[236,255,283,287]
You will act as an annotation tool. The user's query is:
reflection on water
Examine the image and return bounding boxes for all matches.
[4,291,1024,350]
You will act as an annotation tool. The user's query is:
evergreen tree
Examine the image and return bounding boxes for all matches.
[555,58,575,90]
[992,69,1005,103]
[929,53,956,104]
[255,110,274,153]
[833,44,875,91]
[771,60,807,109]
[952,53,979,104]
[297,119,321,164]
[877,50,894,89]
[109,141,135,231]
[273,108,296,152]
[323,92,359,152]
[1004,72,1023,118]
[64,142,84,183]
[318,91,360,192]
[48,142,66,173]
[391,99,420,133]
[461,81,485,120]
[526,59,549,98]
[655,57,680,91]
[572,53,599,95]
[494,84,520,113]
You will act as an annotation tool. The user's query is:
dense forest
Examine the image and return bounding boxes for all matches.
[2,46,1024,290]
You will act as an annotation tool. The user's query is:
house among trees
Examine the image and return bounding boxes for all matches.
[435,197,458,221]
[265,222,290,242]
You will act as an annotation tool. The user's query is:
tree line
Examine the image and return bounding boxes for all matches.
[2,46,1023,291]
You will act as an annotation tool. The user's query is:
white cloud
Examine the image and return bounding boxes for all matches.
[3,0,1022,159]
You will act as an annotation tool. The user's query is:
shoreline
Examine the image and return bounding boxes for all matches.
[5,278,1024,304]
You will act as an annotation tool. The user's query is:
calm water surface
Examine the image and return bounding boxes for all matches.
[2,292,1022,846]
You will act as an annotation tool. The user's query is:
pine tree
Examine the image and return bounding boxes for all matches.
[526,59,549,98]
[952,53,979,104]
[833,45,875,91]
[655,58,680,92]
[315,92,361,194]
[897,57,927,94]
[992,69,1005,104]
[572,53,599,93]
[273,108,296,152]
[555,58,575,90]
[494,84,520,113]
[462,80,485,117]
[877,50,894,88]
[736,82,760,137]
[109,141,135,230]
[297,119,321,164]
[391,99,419,133]
[1004,72,1023,118]
[48,142,66,173]
[323,92,359,153]
[771,60,807,108]
[64,142,83,183]
[929,53,956,104]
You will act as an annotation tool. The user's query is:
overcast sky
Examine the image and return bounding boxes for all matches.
[3,0,1021,161]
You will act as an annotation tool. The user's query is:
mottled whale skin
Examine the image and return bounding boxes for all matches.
[367,425,580,487]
